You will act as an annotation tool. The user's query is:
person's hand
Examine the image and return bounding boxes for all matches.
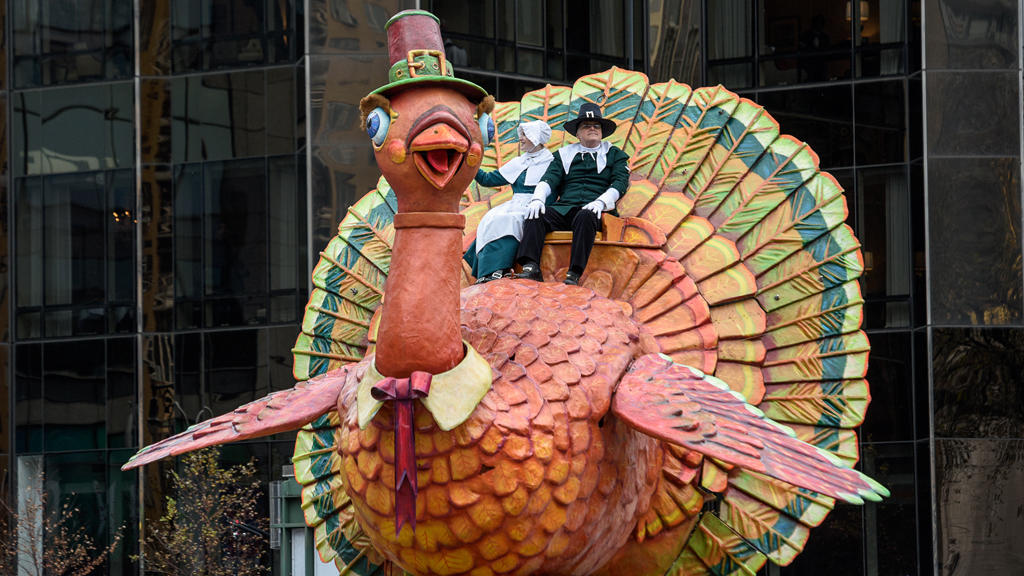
[526,199,546,219]
[583,199,605,216]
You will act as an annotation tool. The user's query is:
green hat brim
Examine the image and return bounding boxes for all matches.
[369,75,488,102]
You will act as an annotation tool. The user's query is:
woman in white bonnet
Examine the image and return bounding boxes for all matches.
[464,120,554,283]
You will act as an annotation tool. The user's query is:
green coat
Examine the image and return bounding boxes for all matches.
[540,144,630,216]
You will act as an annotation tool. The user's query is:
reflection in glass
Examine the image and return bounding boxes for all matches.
[174,332,202,432]
[171,0,298,73]
[44,340,105,451]
[15,343,42,453]
[107,338,136,449]
[44,452,115,566]
[855,0,906,78]
[174,158,303,329]
[15,170,136,338]
[174,164,203,330]
[108,450,140,575]
[935,438,1024,574]
[860,441,919,574]
[856,167,911,328]
[205,329,267,416]
[757,85,853,168]
[142,166,174,332]
[707,0,752,88]
[204,159,267,327]
[269,157,299,322]
[758,0,852,86]
[929,158,1021,325]
[933,328,1024,438]
[168,70,284,164]
[779,504,863,574]
[13,83,133,177]
[855,80,905,165]
[926,0,1018,69]
[860,332,913,442]
[141,334,175,446]
[926,71,1019,157]
[12,0,132,87]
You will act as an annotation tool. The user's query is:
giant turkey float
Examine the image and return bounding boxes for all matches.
[125,9,887,576]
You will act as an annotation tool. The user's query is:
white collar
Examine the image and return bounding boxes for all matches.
[559,141,612,174]
[497,147,555,186]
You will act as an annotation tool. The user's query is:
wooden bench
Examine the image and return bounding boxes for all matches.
[544,214,667,249]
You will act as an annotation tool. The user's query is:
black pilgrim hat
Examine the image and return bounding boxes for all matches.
[563,102,617,139]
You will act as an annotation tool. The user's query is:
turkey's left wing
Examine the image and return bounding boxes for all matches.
[122,366,352,470]
[613,354,887,504]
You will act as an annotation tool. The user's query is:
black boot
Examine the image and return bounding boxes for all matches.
[564,270,581,286]
[515,262,542,281]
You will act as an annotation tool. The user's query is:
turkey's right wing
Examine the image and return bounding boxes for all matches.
[122,366,352,470]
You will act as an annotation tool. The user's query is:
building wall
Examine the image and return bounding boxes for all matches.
[0,1,1020,575]
[923,0,1024,574]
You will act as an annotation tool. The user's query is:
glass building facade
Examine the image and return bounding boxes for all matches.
[0,1,1019,574]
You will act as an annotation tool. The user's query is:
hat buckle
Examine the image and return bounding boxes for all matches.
[407,49,447,78]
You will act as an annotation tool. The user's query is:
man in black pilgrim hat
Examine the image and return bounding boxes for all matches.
[514,102,629,285]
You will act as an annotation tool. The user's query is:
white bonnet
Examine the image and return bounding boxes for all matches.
[517,120,552,147]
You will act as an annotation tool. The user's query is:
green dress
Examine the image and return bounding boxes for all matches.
[463,170,537,279]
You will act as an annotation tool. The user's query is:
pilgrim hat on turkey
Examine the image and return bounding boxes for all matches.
[367,9,487,102]
[563,102,617,139]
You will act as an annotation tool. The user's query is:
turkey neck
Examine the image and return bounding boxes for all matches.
[374,211,466,378]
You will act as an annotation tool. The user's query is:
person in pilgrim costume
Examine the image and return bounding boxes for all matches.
[464,120,555,283]
[514,102,629,285]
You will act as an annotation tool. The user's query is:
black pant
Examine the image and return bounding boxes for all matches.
[516,207,600,275]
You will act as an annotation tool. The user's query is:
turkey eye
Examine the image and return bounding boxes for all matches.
[478,113,495,147]
[366,107,391,147]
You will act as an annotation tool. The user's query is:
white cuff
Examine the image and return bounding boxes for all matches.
[532,182,552,202]
[596,188,621,210]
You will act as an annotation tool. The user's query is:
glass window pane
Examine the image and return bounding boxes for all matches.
[268,157,297,294]
[707,63,753,90]
[927,70,1019,157]
[205,329,266,416]
[516,0,544,46]
[196,71,267,162]
[760,0,852,85]
[15,343,43,452]
[204,159,267,327]
[36,84,133,175]
[431,0,495,38]
[757,84,853,168]
[15,178,44,311]
[174,164,203,330]
[12,91,42,177]
[207,0,265,69]
[267,68,295,155]
[44,340,105,451]
[935,438,1024,575]
[855,80,906,165]
[43,173,104,309]
[856,167,911,328]
[12,0,131,87]
[859,334,913,442]
[107,337,136,449]
[108,170,136,332]
[517,48,545,77]
[925,0,1017,70]
[928,158,1021,325]
[709,0,753,61]
[141,166,174,332]
[174,332,202,431]
[856,0,906,77]
[44,452,110,550]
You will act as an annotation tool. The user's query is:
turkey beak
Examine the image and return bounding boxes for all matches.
[409,116,469,190]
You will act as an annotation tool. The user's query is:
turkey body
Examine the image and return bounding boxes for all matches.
[338,280,666,576]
